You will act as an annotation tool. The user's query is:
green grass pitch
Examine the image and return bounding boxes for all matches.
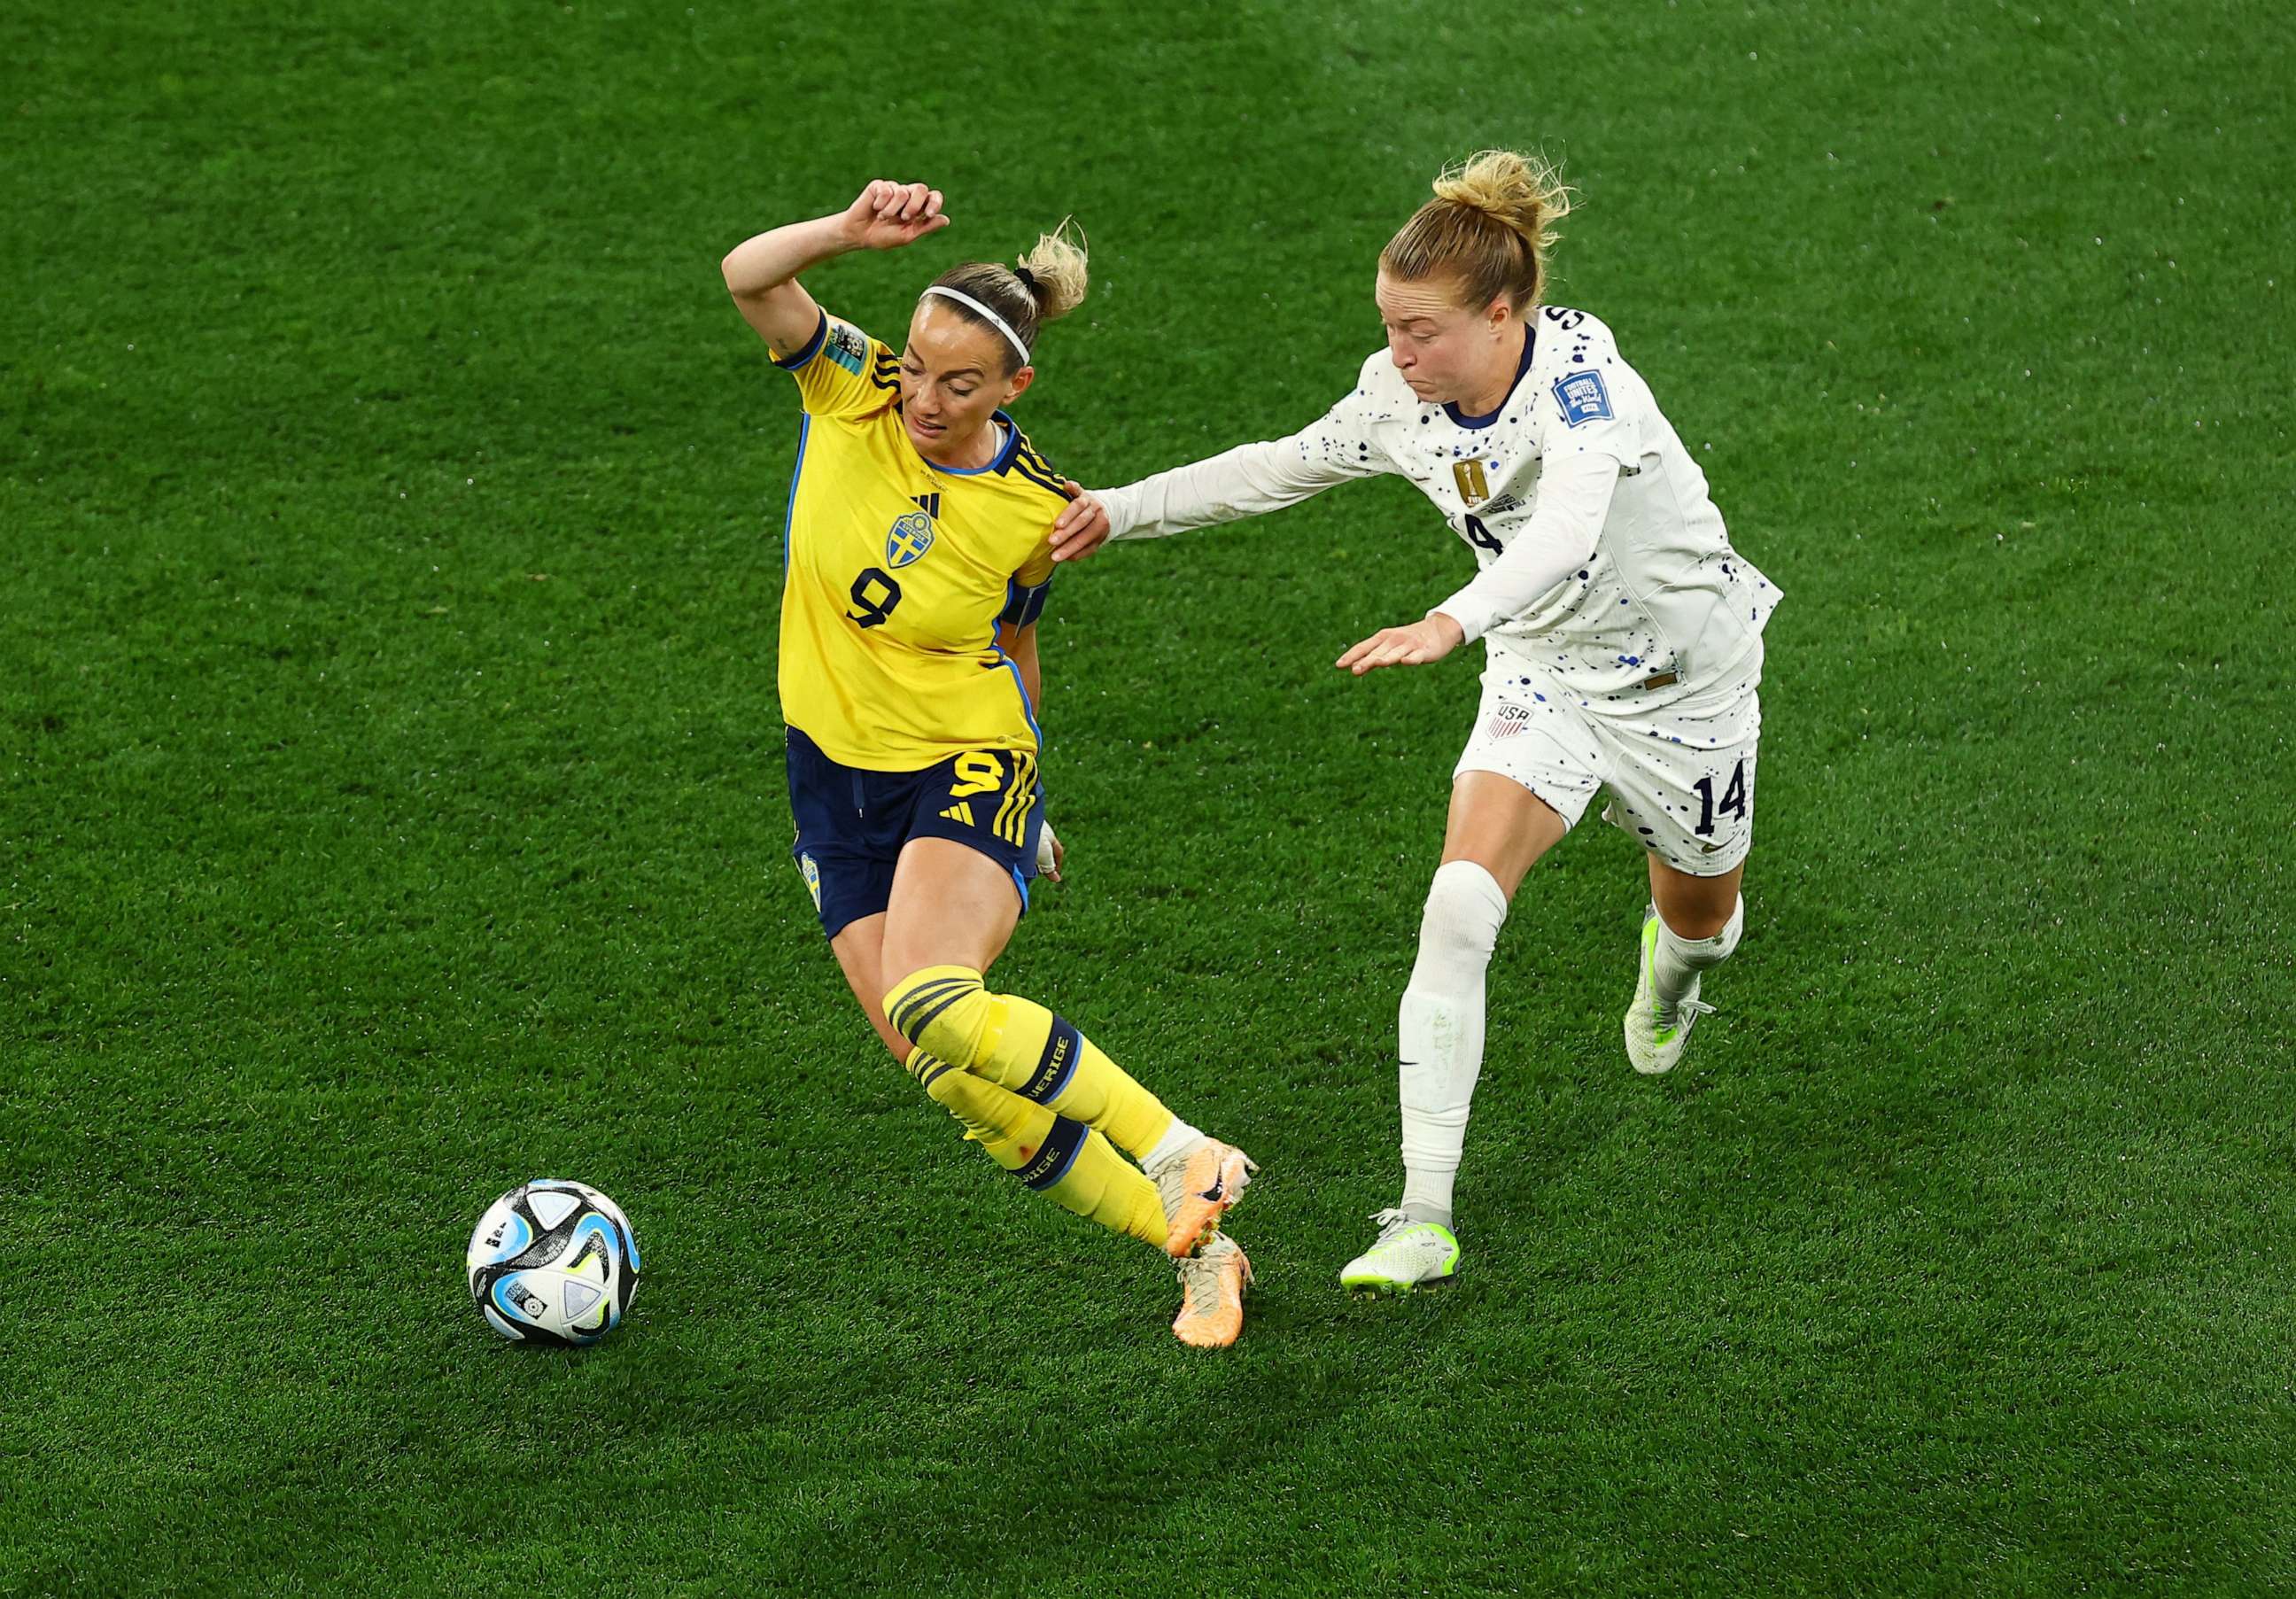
[5,1,2291,1593]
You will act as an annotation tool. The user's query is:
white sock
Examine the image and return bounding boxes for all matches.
[1398,860,1508,1230]
[1653,896,1744,1008]
[1144,1116,1202,1173]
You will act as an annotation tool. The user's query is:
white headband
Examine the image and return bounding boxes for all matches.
[922,285,1033,367]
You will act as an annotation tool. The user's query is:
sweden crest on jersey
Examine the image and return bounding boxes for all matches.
[886,509,934,569]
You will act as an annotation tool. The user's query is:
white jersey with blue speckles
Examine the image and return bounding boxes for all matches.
[1098,306,1780,706]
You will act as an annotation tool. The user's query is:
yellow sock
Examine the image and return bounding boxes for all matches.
[908,1047,1165,1247]
[905,1046,1043,1170]
[887,968,1176,1162]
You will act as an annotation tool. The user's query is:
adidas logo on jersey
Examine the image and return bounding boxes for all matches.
[940,802,976,827]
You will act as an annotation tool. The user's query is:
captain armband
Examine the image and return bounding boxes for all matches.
[1000,577,1053,627]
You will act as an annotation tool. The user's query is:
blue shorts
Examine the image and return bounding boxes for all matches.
[786,726,1045,939]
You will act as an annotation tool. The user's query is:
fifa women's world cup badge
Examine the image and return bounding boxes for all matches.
[1451,454,1487,505]
[1453,458,1491,507]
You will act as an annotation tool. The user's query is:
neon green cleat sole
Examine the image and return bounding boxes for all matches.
[1339,1212,1462,1296]
[1625,908,1712,1075]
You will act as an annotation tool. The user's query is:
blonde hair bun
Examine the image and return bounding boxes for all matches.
[1383,148,1574,314]
[925,218,1090,372]
[1016,218,1090,322]
[1431,149,1573,260]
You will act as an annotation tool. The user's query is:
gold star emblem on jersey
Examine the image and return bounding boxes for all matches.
[1453,459,1491,507]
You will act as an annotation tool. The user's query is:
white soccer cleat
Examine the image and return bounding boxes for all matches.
[1624,905,1716,1075]
[1338,1208,1461,1296]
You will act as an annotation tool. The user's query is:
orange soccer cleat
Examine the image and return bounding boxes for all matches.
[1152,1137,1258,1259]
[1172,1235,1253,1349]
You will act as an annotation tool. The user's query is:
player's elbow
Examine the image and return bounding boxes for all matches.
[721,250,777,299]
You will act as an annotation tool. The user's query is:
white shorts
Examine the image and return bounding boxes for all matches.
[1453,651,1763,876]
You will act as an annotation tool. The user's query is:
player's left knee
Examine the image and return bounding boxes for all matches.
[884,965,990,1063]
[912,1054,1013,1152]
[915,1053,976,1110]
[1418,859,1509,963]
[1660,893,1743,952]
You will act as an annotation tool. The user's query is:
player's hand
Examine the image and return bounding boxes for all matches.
[1336,612,1466,675]
[842,181,950,251]
[1037,821,1065,883]
[1048,483,1111,563]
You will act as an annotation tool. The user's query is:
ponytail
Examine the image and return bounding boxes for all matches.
[1015,218,1089,322]
[925,219,1091,373]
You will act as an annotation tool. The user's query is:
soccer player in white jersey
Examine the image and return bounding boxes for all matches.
[1046,151,1781,1295]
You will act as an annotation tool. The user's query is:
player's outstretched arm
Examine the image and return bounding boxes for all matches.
[1049,378,1395,564]
[721,181,950,359]
[1047,435,1370,565]
[1336,449,1617,676]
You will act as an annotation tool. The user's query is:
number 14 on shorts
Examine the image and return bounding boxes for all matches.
[1691,759,1749,837]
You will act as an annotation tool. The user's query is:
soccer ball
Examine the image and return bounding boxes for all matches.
[465,1178,641,1347]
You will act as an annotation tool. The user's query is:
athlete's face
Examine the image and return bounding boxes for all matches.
[1375,270,1519,406]
[899,301,1034,465]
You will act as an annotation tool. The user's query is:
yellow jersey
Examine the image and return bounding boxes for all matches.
[772,308,1069,771]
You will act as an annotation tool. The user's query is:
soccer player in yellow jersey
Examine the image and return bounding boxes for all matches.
[720,180,1257,1347]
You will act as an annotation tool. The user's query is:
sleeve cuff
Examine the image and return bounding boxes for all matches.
[772,309,829,370]
[1431,597,1494,644]
[1094,485,1142,541]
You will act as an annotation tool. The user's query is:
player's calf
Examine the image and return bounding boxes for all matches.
[1398,858,1509,1230]
[884,965,1176,1162]
[910,1047,1167,1246]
